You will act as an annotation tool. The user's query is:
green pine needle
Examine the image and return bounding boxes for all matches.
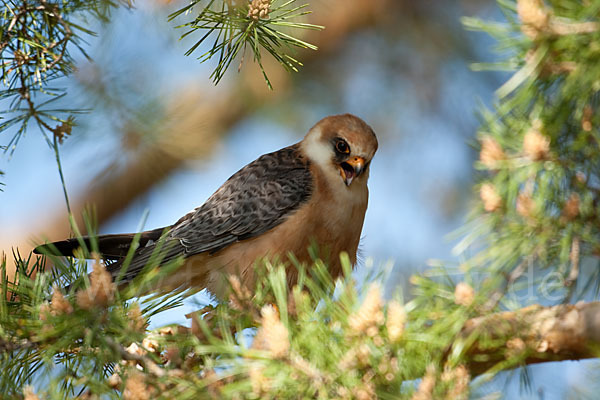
[169,0,323,89]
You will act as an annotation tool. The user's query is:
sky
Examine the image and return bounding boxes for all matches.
[0,1,594,398]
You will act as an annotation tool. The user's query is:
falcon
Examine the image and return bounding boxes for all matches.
[35,114,378,297]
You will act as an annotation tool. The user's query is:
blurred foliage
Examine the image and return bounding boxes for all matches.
[0,0,131,153]
[0,0,321,172]
[0,230,186,397]
[459,0,600,305]
[4,0,600,397]
[1,234,500,399]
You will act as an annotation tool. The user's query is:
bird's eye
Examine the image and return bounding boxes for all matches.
[335,139,350,154]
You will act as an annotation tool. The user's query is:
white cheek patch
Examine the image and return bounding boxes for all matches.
[302,128,370,200]
[302,127,332,168]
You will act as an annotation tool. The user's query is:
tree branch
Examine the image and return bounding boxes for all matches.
[460,301,600,376]
[104,336,165,378]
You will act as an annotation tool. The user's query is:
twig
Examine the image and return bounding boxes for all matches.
[0,336,36,353]
[551,20,600,35]
[104,336,165,377]
[52,133,72,215]
[566,236,580,286]
[483,259,529,312]
[40,0,72,72]
[13,2,73,217]
[458,301,600,376]
[563,236,581,303]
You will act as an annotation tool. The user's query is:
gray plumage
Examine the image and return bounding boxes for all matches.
[37,144,314,284]
[171,145,313,254]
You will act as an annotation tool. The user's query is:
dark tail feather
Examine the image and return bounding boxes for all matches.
[33,227,169,260]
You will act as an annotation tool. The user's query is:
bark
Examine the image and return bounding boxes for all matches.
[460,301,600,376]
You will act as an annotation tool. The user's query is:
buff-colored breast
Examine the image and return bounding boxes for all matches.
[161,162,368,299]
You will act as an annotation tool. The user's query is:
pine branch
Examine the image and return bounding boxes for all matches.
[461,0,600,306]
[459,301,600,376]
[169,0,323,89]
[104,336,165,378]
[0,0,130,154]
[4,240,600,398]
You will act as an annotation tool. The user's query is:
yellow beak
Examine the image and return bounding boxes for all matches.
[339,156,365,186]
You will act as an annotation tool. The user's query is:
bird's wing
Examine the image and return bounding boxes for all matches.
[112,144,313,282]
[171,144,313,254]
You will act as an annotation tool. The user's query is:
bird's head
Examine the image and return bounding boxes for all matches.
[302,114,378,187]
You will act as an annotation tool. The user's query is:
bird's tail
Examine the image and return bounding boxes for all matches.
[33,227,169,260]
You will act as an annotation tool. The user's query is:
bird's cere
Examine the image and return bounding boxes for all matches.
[340,156,365,186]
[248,0,270,21]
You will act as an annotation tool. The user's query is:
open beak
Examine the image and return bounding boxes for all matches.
[339,156,365,186]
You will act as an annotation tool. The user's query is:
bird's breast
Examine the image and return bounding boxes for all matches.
[291,165,369,275]
[181,167,369,298]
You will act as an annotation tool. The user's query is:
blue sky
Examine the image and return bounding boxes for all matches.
[0,1,593,397]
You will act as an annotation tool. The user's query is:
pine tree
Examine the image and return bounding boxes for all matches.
[2,0,600,398]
